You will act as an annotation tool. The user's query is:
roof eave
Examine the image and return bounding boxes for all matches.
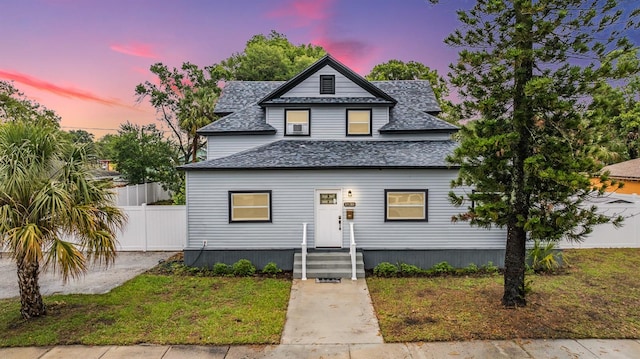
[197,130,277,136]
[378,128,459,134]
[181,165,459,171]
[261,101,395,107]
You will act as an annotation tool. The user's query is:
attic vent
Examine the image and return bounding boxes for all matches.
[320,75,335,94]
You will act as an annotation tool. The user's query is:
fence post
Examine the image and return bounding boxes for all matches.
[142,203,148,251]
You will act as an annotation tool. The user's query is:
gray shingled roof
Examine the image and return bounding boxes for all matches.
[180,140,458,170]
[199,104,275,135]
[372,81,441,113]
[381,106,458,132]
[214,81,283,114]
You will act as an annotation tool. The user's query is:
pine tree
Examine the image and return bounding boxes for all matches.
[437,0,639,306]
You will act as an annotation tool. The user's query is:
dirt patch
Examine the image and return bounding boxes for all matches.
[368,248,640,342]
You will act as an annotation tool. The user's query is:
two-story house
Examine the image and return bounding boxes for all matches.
[180,55,505,278]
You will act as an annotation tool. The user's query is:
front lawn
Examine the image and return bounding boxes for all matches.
[0,275,291,346]
[368,248,640,342]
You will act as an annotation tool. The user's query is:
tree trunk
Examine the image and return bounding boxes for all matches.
[17,257,46,318]
[191,133,198,163]
[502,0,534,307]
[502,224,527,306]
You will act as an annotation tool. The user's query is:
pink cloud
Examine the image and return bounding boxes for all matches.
[267,0,374,74]
[0,69,124,107]
[267,0,334,25]
[312,37,375,73]
[110,42,159,59]
[132,66,150,75]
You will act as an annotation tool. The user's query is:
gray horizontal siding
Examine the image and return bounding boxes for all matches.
[206,135,277,159]
[283,65,373,98]
[267,107,389,139]
[186,169,506,250]
[205,129,452,158]
[205,131,452,159]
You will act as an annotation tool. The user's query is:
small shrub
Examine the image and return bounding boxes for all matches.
[528,239,564,273]
[262,262,282,275]
[373,262,399,277]
[212,262,230,276]
[464,263,479,274]
[172,263,189,275]
[432,261,454,274]
[232,259,256,277]
[481,261,499,274]
[524,278,534,295]
[399,263,422,277]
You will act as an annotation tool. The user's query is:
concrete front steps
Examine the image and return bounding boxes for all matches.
[293,251,365,279]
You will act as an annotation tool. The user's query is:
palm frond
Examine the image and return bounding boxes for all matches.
[44,238,86,283]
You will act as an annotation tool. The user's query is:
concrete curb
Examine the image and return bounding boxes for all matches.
[2,340,640,359]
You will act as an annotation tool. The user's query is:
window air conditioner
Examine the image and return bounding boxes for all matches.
[288,123,308,135]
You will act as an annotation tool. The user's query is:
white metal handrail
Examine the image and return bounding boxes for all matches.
[349,223,357,280]
[301,223,308,280]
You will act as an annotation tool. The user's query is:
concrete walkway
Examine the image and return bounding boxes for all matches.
[2,339,640,358]
[281,279,383,344]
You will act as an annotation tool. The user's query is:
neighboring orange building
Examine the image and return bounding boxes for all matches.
[598,158,640,194]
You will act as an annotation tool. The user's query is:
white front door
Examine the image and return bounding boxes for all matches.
[315,189,343,248]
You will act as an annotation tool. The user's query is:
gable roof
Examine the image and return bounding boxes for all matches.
[204,56,457,135]
[180,140,458,170]
[257,55,397,105]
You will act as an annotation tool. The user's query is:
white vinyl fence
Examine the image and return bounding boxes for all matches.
[559,194,640,249]
[0,205,185,253]
[116,204,186,251]
[114,182,172,206]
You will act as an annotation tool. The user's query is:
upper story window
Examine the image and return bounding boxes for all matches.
[346,109,372,136]
[320,75,335,94]
[285,109,310,136]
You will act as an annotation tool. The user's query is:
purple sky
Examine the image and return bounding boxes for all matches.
[1,0,470,138]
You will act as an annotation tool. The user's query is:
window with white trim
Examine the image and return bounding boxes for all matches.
[385,189,428,221]
[229,191,271,222]
[285,109,310,136]
[346,109,372,136]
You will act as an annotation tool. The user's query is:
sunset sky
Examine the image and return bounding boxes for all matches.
[2,0,636,139]
[0,0,470,138]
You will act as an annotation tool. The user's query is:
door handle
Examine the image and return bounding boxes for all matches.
[338,215,342,230]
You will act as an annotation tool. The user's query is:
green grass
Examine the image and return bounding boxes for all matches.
[0,275,291,347]
[368,248,640,342]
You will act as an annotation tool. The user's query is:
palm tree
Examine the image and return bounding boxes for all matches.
[179,85,218,163]
[0,120,126,318]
